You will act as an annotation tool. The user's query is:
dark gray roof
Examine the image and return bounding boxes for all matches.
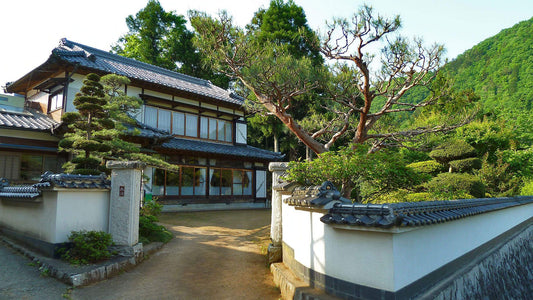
[0,172,110,201]
[319,197,533,228]
[124,122,173,141]
[51,38,243,106]
[0,108,58,131]
[159,137,284,162]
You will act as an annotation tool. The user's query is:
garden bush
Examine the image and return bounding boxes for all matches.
[429,140,476,164]
[449,157,482,172]
[424,172,485,198]
[406,160,445,175]
[59,230,113,265]
[139,199,172,244]
[520,180,533,196]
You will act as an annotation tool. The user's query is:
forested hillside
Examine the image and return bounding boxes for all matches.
[444,17,533,110]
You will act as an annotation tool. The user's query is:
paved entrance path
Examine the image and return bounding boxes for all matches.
[0,242,70,299]
[72,209,280,299]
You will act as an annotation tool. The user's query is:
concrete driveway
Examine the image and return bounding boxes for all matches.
[5,209,277,300]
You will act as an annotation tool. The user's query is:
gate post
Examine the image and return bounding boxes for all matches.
[268,162,289,264]
[107,161,146,250]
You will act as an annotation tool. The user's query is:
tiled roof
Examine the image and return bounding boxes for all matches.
[51,38,243,106]
[0,108,58,131]
[124,122,173,141]
[320,197,533,228]
[0,172,110,201]
[284,181,350,207]
[159,137,284,162]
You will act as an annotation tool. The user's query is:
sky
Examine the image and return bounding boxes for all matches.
[1,0,532,90]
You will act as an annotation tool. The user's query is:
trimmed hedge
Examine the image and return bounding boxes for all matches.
[407,160,445,175]
[429,140,476,163]
[424,172,485,198]
[449,157,482,172]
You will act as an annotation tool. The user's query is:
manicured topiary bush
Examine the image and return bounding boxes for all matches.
[449,157,482,173]
[429,140,477,164]
[406,160,446,175]
[424,172,485,198]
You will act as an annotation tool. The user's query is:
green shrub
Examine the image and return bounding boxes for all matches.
[429,140,476,164]
[475,152,522,197]
[139,215,173,244]
[139,199,172,244]
[407,160,445,175]
[406,192,436,202]
[449,157,482,172]
[425,172,485,198]
[59,231,113,265]
[520,180,533,196]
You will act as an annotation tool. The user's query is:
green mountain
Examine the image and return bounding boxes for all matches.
[444,17,533,110]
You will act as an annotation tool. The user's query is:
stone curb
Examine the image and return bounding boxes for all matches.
[1,236,164,287]
[270,262,339,300]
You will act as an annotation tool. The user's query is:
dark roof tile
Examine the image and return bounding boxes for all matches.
[0,109,57,131]
[159,137,284,162]
[320,197,533,228]
[52,38,243,106]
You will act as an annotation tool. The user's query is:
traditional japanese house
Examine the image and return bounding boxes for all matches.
[4,38,282,208]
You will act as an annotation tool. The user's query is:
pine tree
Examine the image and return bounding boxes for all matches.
[59,73,112,175]
[59,73,177,175]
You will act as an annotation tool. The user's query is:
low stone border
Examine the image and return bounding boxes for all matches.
[270,262,338,300]
[1,235,164,287]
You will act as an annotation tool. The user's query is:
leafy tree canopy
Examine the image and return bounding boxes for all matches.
[191,5,472,154]
[112,0,229,88]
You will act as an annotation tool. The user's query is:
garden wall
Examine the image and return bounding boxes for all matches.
[269,162,533,299]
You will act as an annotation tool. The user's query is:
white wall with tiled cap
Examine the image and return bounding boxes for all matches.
[281,195,533,292]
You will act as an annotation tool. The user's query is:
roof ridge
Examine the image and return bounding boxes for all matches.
[59,38,214,88]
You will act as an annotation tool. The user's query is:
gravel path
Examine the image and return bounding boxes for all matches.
[71,209,280,299]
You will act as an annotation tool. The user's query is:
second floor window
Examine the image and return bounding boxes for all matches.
[49,91,63,112]
[145,106,233,143]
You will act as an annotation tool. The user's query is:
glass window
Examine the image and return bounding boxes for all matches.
[236,122,247,144]
[209,118,217,140]
[200,117,209,139]
[172,112,185,135]
[49,91,63,111]
[185,114,198,137]
[233,170,243,196]
[225,121,233,142]
[256,170,267,198]
[217,120,225,141]
[220,169,232,195]
[0,154,20,180]
[181,167,194,196]
[20,155,43,181]
[158,109,171,132]
[165,170,180,196]
[43,156,58,173]
[243,171,253,195]
[152,169,166,196]
[145,106,158,128]
[195,168,207,196]
[209,169,220,196]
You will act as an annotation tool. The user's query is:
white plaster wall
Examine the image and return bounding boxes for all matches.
[53,189,110,243]
[0,193,58,243]
[391,202,533,290]
[0,189,110,244]
[282,200,395,291]
[282,198,533,292]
